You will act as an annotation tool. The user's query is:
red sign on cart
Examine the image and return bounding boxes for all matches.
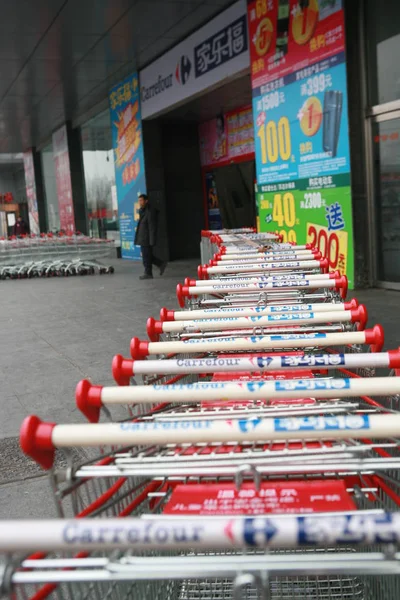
[163,480,356,515]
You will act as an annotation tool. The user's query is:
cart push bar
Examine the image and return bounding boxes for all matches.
[176,276,348,307]
[112,347,399,386]
[130,325,384,359]
[186,272,340,286]
[19,409,400,469]
[199,259,328,278]
[75,373,400,423]
[159,299,360,322]
[212,251,321,264]
[208,252,322,267]
[1,512,400,552]
[146,306,368,342]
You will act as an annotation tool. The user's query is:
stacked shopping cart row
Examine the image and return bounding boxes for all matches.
[0,235,115,279]
[2,227,400,599]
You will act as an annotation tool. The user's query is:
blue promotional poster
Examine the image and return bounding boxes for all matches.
[253,54,350,185]
[109,72,146,260]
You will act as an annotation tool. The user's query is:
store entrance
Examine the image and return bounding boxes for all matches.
[205,160,256,230]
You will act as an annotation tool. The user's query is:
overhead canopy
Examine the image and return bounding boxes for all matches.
[0,0,234,152]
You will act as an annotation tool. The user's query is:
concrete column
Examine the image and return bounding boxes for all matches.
[23,148,47,233]
[345,0,370,287]
[142,120,169,262]
[66,122,88,235]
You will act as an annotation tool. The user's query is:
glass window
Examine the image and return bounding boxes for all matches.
[372,116,400,282]
[366,0,400,106]
[41,142,60,232]
[81,110,118,240]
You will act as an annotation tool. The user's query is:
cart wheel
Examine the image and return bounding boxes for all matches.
[108,266,115,274]
[89,267,95,275]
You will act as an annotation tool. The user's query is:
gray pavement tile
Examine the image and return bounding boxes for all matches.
[0,477,57,519]
[0,396,29,439]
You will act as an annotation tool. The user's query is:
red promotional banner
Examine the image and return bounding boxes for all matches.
[199,116,228,167]
[163,480,356,515]
[23,150,40,235]
[52,125,75,233]
[199,105,255,168]
[226,105,255,159]
[248,0,345,90]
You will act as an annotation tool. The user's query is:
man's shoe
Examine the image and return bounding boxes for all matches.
[159,261,168,276]
[140,274,153,280]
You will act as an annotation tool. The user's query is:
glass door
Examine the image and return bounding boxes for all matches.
[371,111,400,285]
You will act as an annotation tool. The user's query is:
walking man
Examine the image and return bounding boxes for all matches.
[134,193,167,280]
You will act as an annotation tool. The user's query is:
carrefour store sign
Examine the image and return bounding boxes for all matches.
[139,0,250,119]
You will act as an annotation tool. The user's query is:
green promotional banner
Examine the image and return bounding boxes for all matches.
[256,174,354,287]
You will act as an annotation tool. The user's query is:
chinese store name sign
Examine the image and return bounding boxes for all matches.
[248,0,354,287]
[139,0,249,119]
[109,72,147,260]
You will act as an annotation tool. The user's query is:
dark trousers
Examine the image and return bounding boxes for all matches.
[141,245,162,276]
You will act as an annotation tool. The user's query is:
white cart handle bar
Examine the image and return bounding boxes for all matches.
[214,254,319,265]
[200,259,328,277]
[112,348,400,386]
[159,299,359,322]
[146,306,368,341]
[186,273,338,286]
[213,252,320,265]
[20,411,400,469]
[75,374,400,422]
[220,243,312,253]
[176,277,348,307]
[130,326,384,359]
[1,513,399,551]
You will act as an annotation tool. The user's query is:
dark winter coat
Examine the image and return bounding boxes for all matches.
[134,204,158,247]
[14,220,28,236]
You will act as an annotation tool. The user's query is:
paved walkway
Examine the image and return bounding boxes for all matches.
[0,258,193,517]
[0,262,399,518]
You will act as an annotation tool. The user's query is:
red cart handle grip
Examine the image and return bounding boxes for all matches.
[20,416,56,470]
[388,348,400,369]
[344,298,359,309]
[75,380,103,423]
[365,324,384,352]
[176,283,190,308]
[112,355,134,386]
[351,304,368,331]
[335,275,348,299]
[147,317,164,341]
[198,265,209,280]
[130,337,150,360]
[160,307,175,321]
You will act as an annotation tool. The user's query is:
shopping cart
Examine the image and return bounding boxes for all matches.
[0,234,115,279]
[2,230,400,600]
